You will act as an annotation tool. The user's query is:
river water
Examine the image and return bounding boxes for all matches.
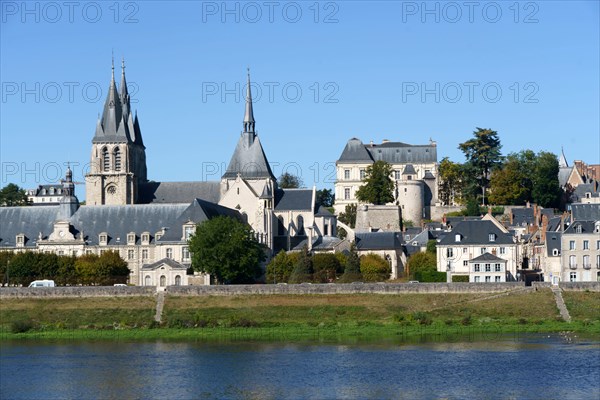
[1,334,599,399]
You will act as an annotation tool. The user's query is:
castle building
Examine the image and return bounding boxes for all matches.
[0,63,336,285]
[333,138,438,224]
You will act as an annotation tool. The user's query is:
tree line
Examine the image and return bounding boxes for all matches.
[0,250,130,286]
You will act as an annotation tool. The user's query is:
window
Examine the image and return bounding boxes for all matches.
[86,250,93,255]
[277,216,286,236]
[297,215,305,235]
[583,255,590,268]
[360,169,365,179]
[499,247,506,255]
[489,234,496,242]
[182,247,190,261]
[16,235,24,245]
[495,264,501,272]
[463,260,468,266]
[481,247,487,255]
[128,250,134,260]
[569,255,576,268]
[166,248,173,259]
[583,240,589,250]
[145,275,152,286]
[597,255,600,268]
[569,241,575,250]
[485,276,491,283]
[495,276,501,282]
[102,147,110,171]
[114,147,121,171]
[407,175,412,181]
[474,276,480,282]
[142,233,150,244]
[142,249,148,260]
[344,169,350,180]
[99,234,107,244]
[454,234,461,242]
[597,240,600,250]
[463,247,467,254]
[575,225,582,234]
[474,264,480,272]
[394,171,401,180]
[160,275,166,287]
[344,188,350,200]
[184,226,194,240]
[484,263,491,272]
[446,248,454,257]
[58,251,64,256]
[175,275,181,286]
[569,272,577,282]
[127,233,135,244]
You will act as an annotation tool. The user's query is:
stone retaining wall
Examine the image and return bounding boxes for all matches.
[0,282,528,299]
[0,286,156,299]
[559,282,600,292]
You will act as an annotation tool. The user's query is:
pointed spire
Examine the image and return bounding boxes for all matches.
[95,58,124,141]
[120,57,130,115]
[559,146,569,168]
[243,68,255,134]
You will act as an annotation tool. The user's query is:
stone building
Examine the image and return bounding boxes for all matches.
[561,220,600,282]
[334,138,438,224]
[1,63,336,284]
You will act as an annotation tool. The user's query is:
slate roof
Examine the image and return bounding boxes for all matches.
[138,181,221,204]
[571,203,600,222]
[158,199,241,242]
[546,232,562,256]
[571,183,600,203]
[438,220,514,246]
[564,220,598,235]
[470,252,506,263]
[546,217,562,232]
[403,164,416,175]
[0,206,60,247]
[558,167,573,188]
[274,189,313,211]
[141,258,187,270]
[511,207,535,226]
[355,231,403,250]
[337,138,437,164]
[222,134,275,180]
[70,203,189,245]
[290,236,344,251]
[315,205,333,217]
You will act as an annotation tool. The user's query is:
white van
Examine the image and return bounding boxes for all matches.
[28,280,55,288]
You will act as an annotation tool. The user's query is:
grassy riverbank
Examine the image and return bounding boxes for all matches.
[1,290,599,341]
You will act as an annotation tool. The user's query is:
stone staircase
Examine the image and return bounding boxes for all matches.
[154,291,166,323]
[551,287,571,322]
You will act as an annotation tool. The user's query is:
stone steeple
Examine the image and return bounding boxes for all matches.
[243,68,255,135]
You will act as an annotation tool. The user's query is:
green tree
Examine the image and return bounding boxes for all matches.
[56,256,77,286]
[75,253,100,285]
[288,245,313,283]
[426,240,437,254]
[339,245,362,282]
[338,203,357,229]
[0,183,29,206]
[313,253,342,283]
[489,155,529,205]
[266,250,295,284]
[7,252,38,286]
[438,157,464,205]
[406,252,437,280]
[279,172,303,189]
[356,161,394,205]
[458,128,503,205]
[189,216,265,284]
[532,151,561,208]
[97,250,130,285]
[316,189,334,207]
[359,253,391,282]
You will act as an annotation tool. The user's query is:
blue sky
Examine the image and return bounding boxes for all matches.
[1,1,598,200]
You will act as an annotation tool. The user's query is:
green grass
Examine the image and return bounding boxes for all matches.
[1,290,598,342]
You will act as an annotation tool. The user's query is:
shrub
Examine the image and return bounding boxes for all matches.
[452,275,469,283]
[360,253,391,282]
[312,253,342,283]
[11,319,35,333]
[406,252,437,280]
[414,270,447,283]
[288,246,313,283]
[266,250,295,284]
[461,315,472,326]
[339,245,362,283]
[412,312,433,326]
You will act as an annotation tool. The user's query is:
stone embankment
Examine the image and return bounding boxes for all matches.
[1,282,598,299]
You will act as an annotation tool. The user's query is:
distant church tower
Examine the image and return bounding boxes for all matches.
[85,59,147,205]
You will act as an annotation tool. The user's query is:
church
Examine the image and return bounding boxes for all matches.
[0,62,337,286]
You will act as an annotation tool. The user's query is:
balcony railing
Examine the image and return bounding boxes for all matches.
[583,264,591,270]
[569,264,577,270]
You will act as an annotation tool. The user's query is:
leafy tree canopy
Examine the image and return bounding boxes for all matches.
[316,188,334,207]
[406,252,437,280]
[0,183,29,207]
[338,203,357,229]
[279,173,303,189]
[288,245,313,283]
[189,216,265,284]
[438,157,465,206]
[355,161,395,205]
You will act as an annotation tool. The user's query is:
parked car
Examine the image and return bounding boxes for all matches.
[28,280,55,288]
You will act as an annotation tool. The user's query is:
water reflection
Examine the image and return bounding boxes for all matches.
[1,335,599,400]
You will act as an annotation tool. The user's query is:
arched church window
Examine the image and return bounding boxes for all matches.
[114,147,121,171]
[277,216,285,236]
[102,147,110,171]
[297,215,304,235]
[175,275,181,286]
[160,275,166,287]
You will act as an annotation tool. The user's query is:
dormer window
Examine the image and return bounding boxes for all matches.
[141,233,150,245]
[127,233,136,245]
[576,225,582,234]
[489,233,496,242]
[455,234,461,242]
[99,233,108,245]
[156,233,163,241]
[16,234,25,247]
[184,225,195,241]
[595,223,600,233]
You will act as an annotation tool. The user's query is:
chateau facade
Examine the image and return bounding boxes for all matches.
[333,138,438,225]
[0,63,336,286]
